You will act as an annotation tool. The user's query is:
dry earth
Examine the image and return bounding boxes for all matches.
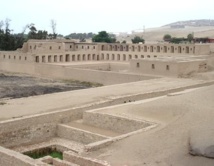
[0,71,100,100]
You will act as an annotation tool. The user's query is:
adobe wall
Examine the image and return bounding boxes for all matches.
[0,107,83,148]
[0,58,156,85]
[34,63,156,85]
[34,50,99,63]
[100,43,210,55]
[27,41,66,54]
[83,112,151,134]
[0,146,48,166]
[0,51,34,62]
[22,40,211,56]
[130,59,178,76]
[194,44,210,55]
[63,151,110,166]
[66,63,129,72]
[57,124,107,144]
[178,60,208,77]
[0,61,35,74]
[130,59,208,77]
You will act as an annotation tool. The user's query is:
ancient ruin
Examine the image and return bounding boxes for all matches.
[0,40,214,165]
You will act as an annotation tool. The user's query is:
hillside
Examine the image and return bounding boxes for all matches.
[163,19,214,27]
[118,26,214,43]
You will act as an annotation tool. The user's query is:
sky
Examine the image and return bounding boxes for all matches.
[0,0,213,35]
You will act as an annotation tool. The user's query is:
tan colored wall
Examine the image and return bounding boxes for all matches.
[130,59,207,77]
[0,106,84,148]
[63,151,110,166]
[0,51,34,62]
[27,41,65,54]
[0,61,35,74]
[178,61,208,77]
[194,44,210,55]
[0,119,56,148]
[83,111,150,134]
[0,60,155,85]
[101,43,209,55]
[64,63,129,72]
[130,59,178,76]
[57,124,107,144]
[0,146,48,166]
[0,42,211,65]
[33,63,155,85]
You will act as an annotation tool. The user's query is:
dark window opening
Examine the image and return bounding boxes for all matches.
[152,64,155,69]
[137,62,140,68]
[166,65,170,70]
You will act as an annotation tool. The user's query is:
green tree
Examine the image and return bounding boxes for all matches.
[28,24,37,39]
[131,36,145,44]
[27,24,49,39]
[92,31,116,43]
[187,33,194,42]
[163,34,172,42]
[170,37,187,44]
[0,19,27,51]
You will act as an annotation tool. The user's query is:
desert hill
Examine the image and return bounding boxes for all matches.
[163,19,214,27]
[117,20,214,43]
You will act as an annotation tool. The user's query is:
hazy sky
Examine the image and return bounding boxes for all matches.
[0,0,213,35]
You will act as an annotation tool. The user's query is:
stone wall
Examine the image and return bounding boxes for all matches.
[83,112,151,134]
[0,146,48,166]
[57,124,108,144]
[130,58,208,77]
[0,107,83,148]
[0,60,156,85]
[63,151,110,166]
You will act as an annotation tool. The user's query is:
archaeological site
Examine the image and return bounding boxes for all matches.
[0,39,214,166]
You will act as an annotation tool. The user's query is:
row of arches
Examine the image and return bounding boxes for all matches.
[101,45,194,54]
[35,53,159,63]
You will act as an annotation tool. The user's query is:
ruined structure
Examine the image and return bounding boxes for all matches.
[0,40,212,80]
[0,40,214,165]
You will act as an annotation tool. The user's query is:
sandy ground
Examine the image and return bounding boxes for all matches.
[0,77,209,120]
[1,70,214,165]
[83,85,214,166]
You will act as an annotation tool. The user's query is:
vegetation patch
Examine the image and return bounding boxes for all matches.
[24,147,63,160]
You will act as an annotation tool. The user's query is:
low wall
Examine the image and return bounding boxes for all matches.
[130,59,208,77]
[0,61,156,85]
[67,63,130,72]
[0,146,48,166]
[0,107,83,148]
[34,63,155,85]
[63,151,110,166]
[0,61,35,74]
[83,112,151,134]
[57,124,108,144]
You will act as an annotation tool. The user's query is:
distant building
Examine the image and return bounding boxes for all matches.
[194,38,214,43]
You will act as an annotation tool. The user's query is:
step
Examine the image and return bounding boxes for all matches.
[57,124,108,144]
[66,119,121,137]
